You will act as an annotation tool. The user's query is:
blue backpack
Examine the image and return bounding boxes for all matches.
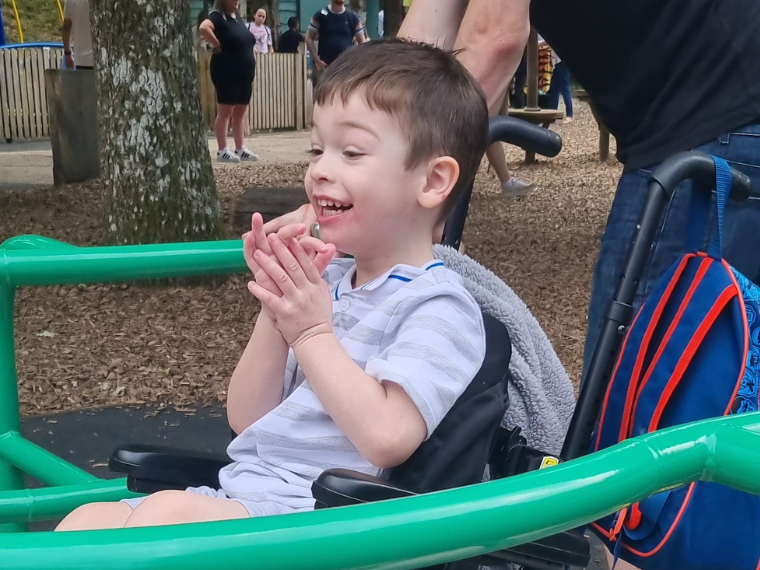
[591,157,760,570]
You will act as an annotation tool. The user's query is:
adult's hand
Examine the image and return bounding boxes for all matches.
[314,58,327,71]
[263,204,317,236]
[64,53,75,70]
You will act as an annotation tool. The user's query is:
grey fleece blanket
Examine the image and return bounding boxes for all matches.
[434,245,576,456]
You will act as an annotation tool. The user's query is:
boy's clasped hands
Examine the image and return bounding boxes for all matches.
[243,212,336,349]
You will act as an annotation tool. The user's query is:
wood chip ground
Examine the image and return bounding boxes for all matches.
[1,103,622,416]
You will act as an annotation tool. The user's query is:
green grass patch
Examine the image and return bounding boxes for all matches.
[2,0,63,44]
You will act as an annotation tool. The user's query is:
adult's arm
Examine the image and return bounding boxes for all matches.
[305,28,325,70]
[401,0,531,115]
[198,18,221,51]
[62,18,74,69]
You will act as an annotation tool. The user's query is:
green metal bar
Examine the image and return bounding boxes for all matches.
[0,238,248,528]
[0,432,98,487]
[0,478,137,524]
[1,239,246,287]
[0,235,79,251]
[0,281,25,533]
[1,414,759,570]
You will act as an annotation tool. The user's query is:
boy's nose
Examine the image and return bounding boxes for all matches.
[308,154,335,184]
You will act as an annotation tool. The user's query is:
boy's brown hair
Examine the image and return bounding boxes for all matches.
[314,39,489,222]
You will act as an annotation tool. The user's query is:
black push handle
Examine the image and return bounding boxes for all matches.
[442,117,563,249]
[561,151,753,462]
[487,115,563,157]
[651,151,752,201]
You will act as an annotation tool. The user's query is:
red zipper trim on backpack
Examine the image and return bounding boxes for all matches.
[648,285,736,432]
[616,255,695,442]
[622,483,697,558]
[724,259,751,413]
[628,257,713,437]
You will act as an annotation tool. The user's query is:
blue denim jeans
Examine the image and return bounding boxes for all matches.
[548,62,573,117]
[582,123,760,376]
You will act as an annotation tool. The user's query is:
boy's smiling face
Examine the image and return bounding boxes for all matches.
[305,94,432,262]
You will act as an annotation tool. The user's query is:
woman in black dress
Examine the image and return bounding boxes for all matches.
[198,0,258,162]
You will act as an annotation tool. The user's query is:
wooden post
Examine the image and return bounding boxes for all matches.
[45,69,100,185]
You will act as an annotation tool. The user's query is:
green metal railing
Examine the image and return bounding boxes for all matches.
[0,236,247,532]
[2,236,760,570]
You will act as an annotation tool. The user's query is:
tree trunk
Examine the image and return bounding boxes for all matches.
[90,0,225,245]
[384,0,403,37]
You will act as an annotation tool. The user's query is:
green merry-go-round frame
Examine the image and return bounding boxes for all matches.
[1,236,759,570]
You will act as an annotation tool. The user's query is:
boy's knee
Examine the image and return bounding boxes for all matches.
[56,501,132,531]
[125,490,196,527]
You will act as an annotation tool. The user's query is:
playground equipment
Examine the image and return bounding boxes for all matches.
[0,0,64,45]
[0,119,758,570]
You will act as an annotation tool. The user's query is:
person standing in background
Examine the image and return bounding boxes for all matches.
[198,0,259,162]
[247,8,274,54]
[543,39,573,124]
[278,16,305,53]
[62,0,94,70]
[305,0,366,84]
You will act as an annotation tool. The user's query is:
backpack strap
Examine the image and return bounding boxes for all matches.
[707,156,732,259]
[687,155,733,259]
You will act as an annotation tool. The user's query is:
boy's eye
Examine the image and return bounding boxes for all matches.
[307,148,323,158]
[343,150,364,159]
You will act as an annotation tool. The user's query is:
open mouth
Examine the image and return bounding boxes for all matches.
[316,198,353,217]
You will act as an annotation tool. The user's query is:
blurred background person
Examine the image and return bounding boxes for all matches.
[247,7,274,54]
[199,0,259,162]
[278,16,305,53]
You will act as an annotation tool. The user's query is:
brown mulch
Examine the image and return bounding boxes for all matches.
[1,104,622,416]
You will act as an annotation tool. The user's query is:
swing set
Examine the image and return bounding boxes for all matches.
[0,0,64,46]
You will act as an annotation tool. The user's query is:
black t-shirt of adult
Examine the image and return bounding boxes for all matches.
[311,7,360,65]
[208,10,256,79]
[531,0,760,170]
[278,30,305,54]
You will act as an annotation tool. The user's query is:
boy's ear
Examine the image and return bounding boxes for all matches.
[417,156,460,210]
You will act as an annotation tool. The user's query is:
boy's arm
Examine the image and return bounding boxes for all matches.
[249,236,484,469]
[226,313,290,435]
[293,337,427,469]
[227,214,330,434]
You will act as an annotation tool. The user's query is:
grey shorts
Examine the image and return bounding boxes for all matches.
[120,485,305,518]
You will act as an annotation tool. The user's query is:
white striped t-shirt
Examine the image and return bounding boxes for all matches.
[208,258,486,516]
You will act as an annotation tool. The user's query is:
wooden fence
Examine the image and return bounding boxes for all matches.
[197,49,311,133]
[0,47,63,141]
[1,47,310,142]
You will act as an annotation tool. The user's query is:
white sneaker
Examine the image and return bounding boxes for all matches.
[235,147,259,161]
[217,148,240,162]
[501,177,535,198]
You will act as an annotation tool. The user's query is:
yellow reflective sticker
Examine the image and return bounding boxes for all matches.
[539,456,559,469]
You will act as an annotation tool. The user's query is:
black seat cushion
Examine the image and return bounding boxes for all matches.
[388,312,511,493]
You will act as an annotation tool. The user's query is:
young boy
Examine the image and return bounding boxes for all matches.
[56,39,489,531]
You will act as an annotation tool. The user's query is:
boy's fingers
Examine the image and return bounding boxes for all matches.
[247,281,283,312]
[255,246,299,294]
[313,244,336,275]
[297,236,330,259]
[268,234,309,288]
[288,238,322,283]
[251,213,273,255]
[277,223,307,245]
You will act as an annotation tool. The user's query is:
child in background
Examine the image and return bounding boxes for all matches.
[247,8,273,53]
